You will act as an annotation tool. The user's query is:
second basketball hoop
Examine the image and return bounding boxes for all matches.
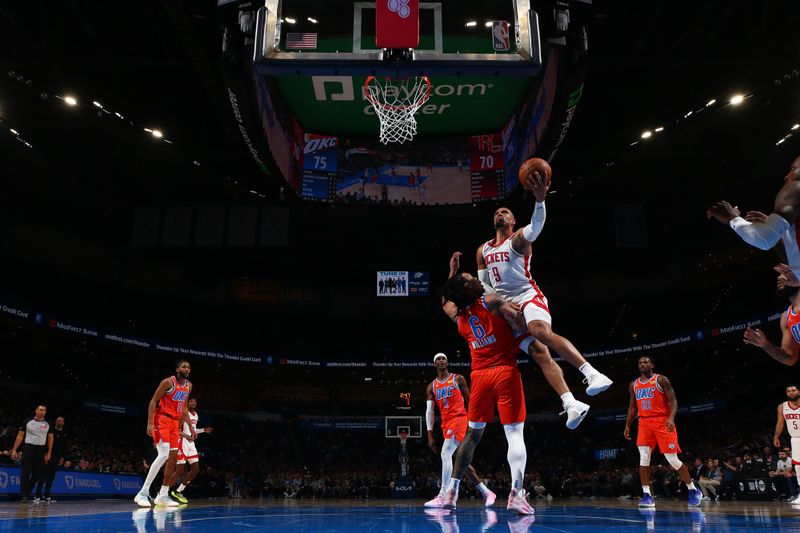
[363,75,432,144]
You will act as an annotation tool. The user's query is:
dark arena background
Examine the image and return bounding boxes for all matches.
[2,1,800,531]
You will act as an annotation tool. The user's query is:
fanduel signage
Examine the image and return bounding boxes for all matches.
[0,466,140,495]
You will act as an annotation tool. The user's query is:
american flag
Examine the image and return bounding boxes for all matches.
[286,33,317,49]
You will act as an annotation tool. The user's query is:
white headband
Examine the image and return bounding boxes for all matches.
[433,353,448,363]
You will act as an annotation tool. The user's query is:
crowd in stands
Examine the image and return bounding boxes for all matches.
[1,389,796,503]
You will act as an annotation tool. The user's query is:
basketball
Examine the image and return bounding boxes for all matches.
[518,158,552,190]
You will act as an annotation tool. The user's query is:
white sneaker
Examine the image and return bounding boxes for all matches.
[563,400,590,429]
[134,491,152,508]
[506,489,535,515]
[584,373,613,396]
[424,494,446,508]
[153,494,179,507]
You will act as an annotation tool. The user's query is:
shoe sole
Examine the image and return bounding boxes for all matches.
[638,504,655,508]
[586,380,613,397]
[566,406,590,430]
[135,500,151,508]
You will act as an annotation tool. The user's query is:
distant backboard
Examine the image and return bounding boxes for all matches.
[254,0,540,77]
[385,416,422,438]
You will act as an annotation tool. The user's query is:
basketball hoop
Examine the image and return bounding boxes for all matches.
[398,429,409,446]
[363,76,432,144]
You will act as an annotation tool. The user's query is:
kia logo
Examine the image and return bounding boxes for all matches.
[395,485,412,491]
[0,471,7,489]
[114,479,121,491]
[65,475,74,490]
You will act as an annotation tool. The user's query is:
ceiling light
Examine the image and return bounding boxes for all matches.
[92,101,102,108]
[64,96,77,106]
[484,21,493,27]
[684,111,693,118]
[465,21,477,27]
[284,17,296,24]
[151,129,163,138]
[144,128,152,133]
[793,124,799,131]
[706,99,716,107]
[641,131,652,139]
[9,128,18,135]
[307,17,318,23]
[729,94,744,105]
[654,126,664,132]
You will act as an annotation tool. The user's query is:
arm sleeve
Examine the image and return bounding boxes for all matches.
[729,214,790,250]
[477,269,495,294]
[522,201,546,242]
[425,400,435,431]
[195,428,205,434]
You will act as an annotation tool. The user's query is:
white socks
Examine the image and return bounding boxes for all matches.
[560,392,576,408]
[503,422,527,491]
[159,486,169,496]
[177,483,187,493]
[687,482,696,491]
[642,485,651,495]
[448,478,461,492]
[579,362,597,379]
[476,482,490,496]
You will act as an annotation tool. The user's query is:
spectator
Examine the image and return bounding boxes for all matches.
[769,449,796,499]
[697,459,722,499]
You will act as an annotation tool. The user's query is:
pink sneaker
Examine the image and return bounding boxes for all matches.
[424,495,446,508]
[506,489,535,515]
[442,488,458,510]
[483,488,497,507]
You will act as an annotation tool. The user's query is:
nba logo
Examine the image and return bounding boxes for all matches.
[492,21,510,51]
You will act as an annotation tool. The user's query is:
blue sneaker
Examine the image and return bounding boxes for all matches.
[688,488,703,507]
[638,494,655,508]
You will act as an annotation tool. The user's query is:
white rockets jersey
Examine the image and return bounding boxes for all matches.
[784,402,800,438]
[781,222,800,279]
[481,234,545,302]
[182,410,199,436]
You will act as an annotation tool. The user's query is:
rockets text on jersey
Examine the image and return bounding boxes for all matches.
[182,410,199,436]
[157,376,191,419]
[784,401,800,438]
[432,373,467,420]
[787,305,800,344]
[456,298,519,371]
[481,234,545,301]
[633,374,670,418]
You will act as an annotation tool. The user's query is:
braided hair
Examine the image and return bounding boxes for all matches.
[441,273,483,311]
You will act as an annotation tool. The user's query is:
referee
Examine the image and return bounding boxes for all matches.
[10,405,53,502]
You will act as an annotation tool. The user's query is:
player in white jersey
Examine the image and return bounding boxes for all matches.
[170,398,213,504]
[774,384,800,502]
[472,169,613,413]
[708,155,800,279]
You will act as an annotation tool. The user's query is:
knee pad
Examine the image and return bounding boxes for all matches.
[468,421,487,430]
[155,442,171,459]
[638,446,651,467]
[664,453,683,470]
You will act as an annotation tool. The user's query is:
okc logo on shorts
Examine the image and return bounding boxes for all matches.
[668,444,675,449]
[65,475,74,490]
[387,0,411,19]
[446,428,453,437]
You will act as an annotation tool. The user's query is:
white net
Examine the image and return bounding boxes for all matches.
[364,76,431,144]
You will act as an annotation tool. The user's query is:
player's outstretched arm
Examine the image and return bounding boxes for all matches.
[743,314,799,366]
[511,171,549,255]
[449,251,462,278]
[707,195,793,251]
[659,375,678,431]
[623,382,636,440]
[775,403,786,448]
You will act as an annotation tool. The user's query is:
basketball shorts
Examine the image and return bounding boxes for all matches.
[468,366,526,425]
[637,417,681,454]
[509,290,551,326]
[153,412,181,450]
[177,437,199,464]
[441,415,468,443]
[791,437,800,467]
